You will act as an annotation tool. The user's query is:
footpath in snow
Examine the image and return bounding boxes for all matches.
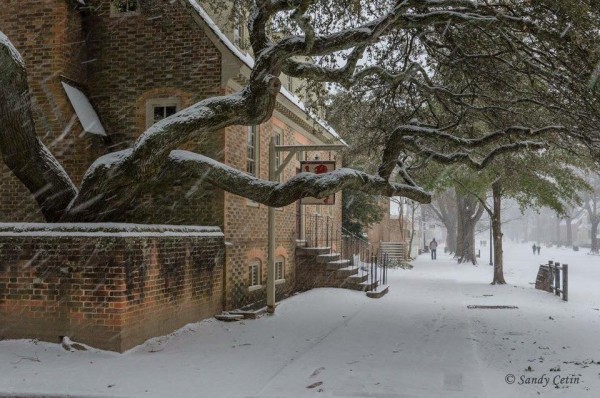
[0,242,599,397]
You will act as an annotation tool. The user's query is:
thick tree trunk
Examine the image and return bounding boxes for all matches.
[491,181,506,285]
[592,220,599,254]
[455,191,483,264]
[407,201,416,258]
[1,32,432,223]
[446,217,457,255]
[0,32,77,221]
[566,217,573,246]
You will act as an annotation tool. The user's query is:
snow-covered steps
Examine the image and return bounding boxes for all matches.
[296,247,331,256]
[229,306,268,319]
[335,266,358,277]
[316,253,340,263]
[366,284,389,299]
[379,242,406,261]
[326,259,351,270]
[345,279,379,292]
[347,273,368,284]
[215,313,244,322]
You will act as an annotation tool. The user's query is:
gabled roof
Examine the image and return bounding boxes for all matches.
[186,0,347,146]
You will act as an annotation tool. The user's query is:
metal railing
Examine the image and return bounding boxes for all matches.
[367,249,389,292]
[303,213,389,292]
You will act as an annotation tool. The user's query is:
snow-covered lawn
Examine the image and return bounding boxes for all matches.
[1,243,599,397]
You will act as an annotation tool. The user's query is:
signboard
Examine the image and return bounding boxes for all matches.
[300,161,336,205]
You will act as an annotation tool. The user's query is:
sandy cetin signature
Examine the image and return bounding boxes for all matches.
[505,373,581,387]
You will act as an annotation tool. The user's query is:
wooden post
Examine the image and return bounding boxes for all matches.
[562,264,568,301]
[548,261,554,293]
[554,262,561,296]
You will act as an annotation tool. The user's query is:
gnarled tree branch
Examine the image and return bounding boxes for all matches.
[0,32,77,221]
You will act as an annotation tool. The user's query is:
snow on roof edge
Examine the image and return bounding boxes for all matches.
[187,0,347,147]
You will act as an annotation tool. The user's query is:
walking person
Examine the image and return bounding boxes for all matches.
[429,238,438,260]
[532,243,536,254]
[536,244,541,255]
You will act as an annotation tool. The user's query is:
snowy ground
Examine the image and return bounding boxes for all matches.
[1,242,599,397]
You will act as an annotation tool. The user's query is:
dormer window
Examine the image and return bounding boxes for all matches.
[111,0,139,15]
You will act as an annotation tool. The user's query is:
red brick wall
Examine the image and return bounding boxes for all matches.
[221,108,344,309]
[84,0,222,148]
[0,224,224,352]
[222,119,298,309]
[82,0,224,225]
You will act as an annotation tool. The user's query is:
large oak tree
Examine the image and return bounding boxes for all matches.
[1,1,598,223]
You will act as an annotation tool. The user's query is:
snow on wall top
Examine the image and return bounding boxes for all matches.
[186,0,347,146]
[0,223,224,238]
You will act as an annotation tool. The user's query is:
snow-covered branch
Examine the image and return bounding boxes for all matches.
[165,150,432,207]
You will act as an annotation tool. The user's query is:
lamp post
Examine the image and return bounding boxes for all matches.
[422,221,427,253]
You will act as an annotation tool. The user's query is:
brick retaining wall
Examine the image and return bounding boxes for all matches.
[0,223,224,352]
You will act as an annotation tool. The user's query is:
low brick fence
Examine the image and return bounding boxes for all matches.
[0,223,224,352]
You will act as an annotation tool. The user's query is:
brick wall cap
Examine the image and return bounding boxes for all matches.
[0,223,223,237]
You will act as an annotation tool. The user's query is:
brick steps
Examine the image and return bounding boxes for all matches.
[326,259,351,270]
[215,313,244,322]
[366,284,389,298]
[346,279,378,292]
[347,273,368,283]
[379,242,405,261]
[295,247,389,298]
[317,253,341,263]
[335,266,359,277]
[296,247,331,256]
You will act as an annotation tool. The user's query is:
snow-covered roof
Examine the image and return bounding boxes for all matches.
[186,0,347,146]
[62,82,107,136]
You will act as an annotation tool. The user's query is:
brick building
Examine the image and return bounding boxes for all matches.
[0,0,344,349]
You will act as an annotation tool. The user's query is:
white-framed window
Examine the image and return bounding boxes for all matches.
[247,126,259,176]
[274,131,282,182]
[275,258,285,282]
[232,5,246,48]
[111,0,139,16]
[287,77,293,93]
[249,262,261,289]
[146,98,180,129]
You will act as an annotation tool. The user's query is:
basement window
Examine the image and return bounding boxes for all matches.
[275,258,285,282]
[248,262,261,291]
[111,0,139,15]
